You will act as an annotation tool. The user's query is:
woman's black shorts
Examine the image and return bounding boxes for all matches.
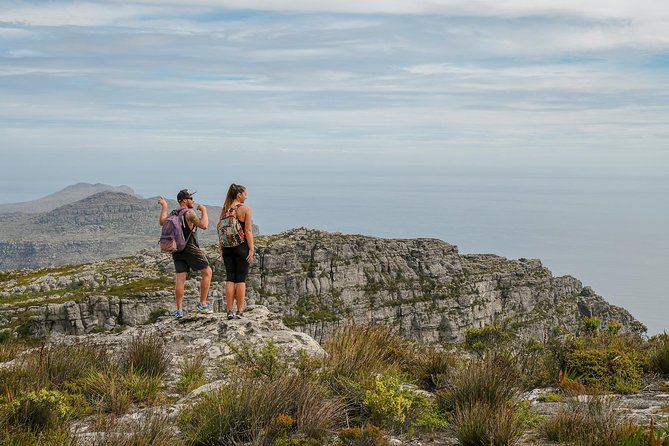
[222,242,250,283]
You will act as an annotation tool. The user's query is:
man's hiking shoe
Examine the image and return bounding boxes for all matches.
[235,312,243,319]
[227,311,234,320]
[196,303,213,314]
[175,309,184,319]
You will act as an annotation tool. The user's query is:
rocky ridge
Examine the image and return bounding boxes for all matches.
[0,228,644,345]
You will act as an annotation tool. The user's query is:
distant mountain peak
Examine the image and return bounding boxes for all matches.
[0,183,142,215]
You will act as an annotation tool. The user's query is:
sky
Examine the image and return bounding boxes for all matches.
[1,1,668,332]
[1,0,668,190]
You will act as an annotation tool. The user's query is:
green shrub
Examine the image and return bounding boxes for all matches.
[464,324,514,356]
[559,333,646,393]
[649,332,669,375]
[538,395,635,446]
[224,340,285,379]
[408,394,449,433]
[144,308,168,325]
[176,353,207,394]
[1,389,73,432]
[536,393,563,403]
[581,316,602,335]
[124,335,169,379]
[363,375,413,428]
[514,337,561,389]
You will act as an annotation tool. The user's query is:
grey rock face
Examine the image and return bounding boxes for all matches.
[244,229,644,343]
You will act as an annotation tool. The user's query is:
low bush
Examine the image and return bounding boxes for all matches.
[649,332,669,375]
[336,424,390,446]
[559,331,647,393]
[514,337,561,389]
[0,389,73,432]
[363,375,413,428]
[223,340,286,379]
[464,324,515,356]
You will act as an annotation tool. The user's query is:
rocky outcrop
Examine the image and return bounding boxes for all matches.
[0,228,645,344]
[244,229,645,343]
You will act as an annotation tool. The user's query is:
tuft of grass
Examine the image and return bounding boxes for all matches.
[450,400,524,446]
[179,372,346,445]
[436,357,520,414]
[80,368,132,415]
[539,394,635,446]
[88,412,181,446]
[0,340,32,363]
[407,346,456,391]
[323,324,414,384]
[176,354,208,395]
[124,335,169,379]
[437,357,524,446]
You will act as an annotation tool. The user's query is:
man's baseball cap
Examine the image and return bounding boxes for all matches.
[177,189,196,202]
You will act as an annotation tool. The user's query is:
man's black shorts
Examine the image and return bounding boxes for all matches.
[172,244,209,273]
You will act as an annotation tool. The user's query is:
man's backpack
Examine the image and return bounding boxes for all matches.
[218,205,245,248]
[159,209,193,253]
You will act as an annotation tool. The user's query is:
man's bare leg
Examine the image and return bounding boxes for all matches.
[175,272,187,311]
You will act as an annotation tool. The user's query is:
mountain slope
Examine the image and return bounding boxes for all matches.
[0,183,138,214]
[0,191,223,269]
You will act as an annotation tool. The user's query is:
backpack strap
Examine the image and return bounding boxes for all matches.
[174,208,195,243]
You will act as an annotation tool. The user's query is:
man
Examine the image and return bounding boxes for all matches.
[158,189,213,317]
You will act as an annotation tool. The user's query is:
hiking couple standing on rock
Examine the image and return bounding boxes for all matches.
[158,184,254,320]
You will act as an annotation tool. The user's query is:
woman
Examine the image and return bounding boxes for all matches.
[217,183,254,319]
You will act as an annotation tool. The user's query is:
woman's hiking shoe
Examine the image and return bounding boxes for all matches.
[175,309,184,319]
[235,312,243,319]
[196,303,213,314]
[227,311,234,320]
